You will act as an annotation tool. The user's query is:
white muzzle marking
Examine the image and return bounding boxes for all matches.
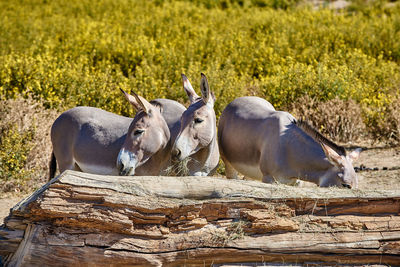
[117,148,137,176]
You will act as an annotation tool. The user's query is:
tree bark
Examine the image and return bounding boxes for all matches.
[1,170,400,266]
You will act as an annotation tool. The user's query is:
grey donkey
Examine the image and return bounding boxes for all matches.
[218,96,361,188]
[49,90,185,179]
[172,73,220,176]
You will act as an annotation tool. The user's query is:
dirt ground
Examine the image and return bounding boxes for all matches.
[1,147,399,225]
[354,146,400,190]
[0,194,26,225]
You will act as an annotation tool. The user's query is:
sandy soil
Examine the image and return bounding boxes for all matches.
[1,147,399,225]
[355,147,400,190]
[0,195,26,225]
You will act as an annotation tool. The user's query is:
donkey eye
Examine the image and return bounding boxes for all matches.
[134,129,144,136]
[194,118,203,124]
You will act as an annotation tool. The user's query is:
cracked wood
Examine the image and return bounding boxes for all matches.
[1,170,400,266]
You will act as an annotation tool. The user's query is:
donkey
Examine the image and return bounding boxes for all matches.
[49,90,185,179]
[171,73,220,176]
[218,96,361,188]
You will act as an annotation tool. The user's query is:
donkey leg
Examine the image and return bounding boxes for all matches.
[223,160,239,179]
[262,174,275,183]
[74,162,83,172]
[191,171,208,176]
[56,155,80,174]
[277,176,298,185]
[48,152,82,179]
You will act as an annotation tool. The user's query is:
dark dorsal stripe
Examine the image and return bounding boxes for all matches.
[149,100,163,113]
[294,119,346,156]
[194,92,215,104]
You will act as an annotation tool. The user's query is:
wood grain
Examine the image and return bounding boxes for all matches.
[1,170,400,266]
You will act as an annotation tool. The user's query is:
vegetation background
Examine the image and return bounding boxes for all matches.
[1,0,400,193]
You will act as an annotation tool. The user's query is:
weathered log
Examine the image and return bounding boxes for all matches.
[1,170,400,266]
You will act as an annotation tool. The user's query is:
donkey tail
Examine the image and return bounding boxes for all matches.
[49,152,57,181]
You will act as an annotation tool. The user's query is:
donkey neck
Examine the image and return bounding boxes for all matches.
[136,142,171,175]
[189,123,218,175]
[285,124,334,184]
[297,167,334,186]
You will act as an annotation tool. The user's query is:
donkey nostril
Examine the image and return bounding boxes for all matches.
[172,148,181,158]
[118,162,124,172]
[118,163,127,176]
[342,183,351,189]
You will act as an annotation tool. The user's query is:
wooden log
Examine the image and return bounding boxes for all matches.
[1,170,400,266]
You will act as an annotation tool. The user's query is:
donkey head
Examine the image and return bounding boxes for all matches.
[117,89,170,176]
[320,144,361,188]
[295,120,361,188]
[172,73,217,161]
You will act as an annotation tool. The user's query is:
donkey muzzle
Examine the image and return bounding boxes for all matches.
[172,147,182,160]
[117,149,137,176]
[341,183,352,189]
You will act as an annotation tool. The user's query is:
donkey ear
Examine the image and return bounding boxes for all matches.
[181,74,199,103]
[348,148,362,162]
[131,92,153,114]
[200,73,214,107]
[149,100,163,114]
[120,88,141,111]
[320,142,343,167]
[120,88,152,114]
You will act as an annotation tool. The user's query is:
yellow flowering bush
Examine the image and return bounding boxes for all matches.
[0,124,34,192]
[0,97,58,193]
[0,0,399,144]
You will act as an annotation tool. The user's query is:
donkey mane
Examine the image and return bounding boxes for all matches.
[294,119,346,156]
[149,100,163,113]
[192,92,216,104]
